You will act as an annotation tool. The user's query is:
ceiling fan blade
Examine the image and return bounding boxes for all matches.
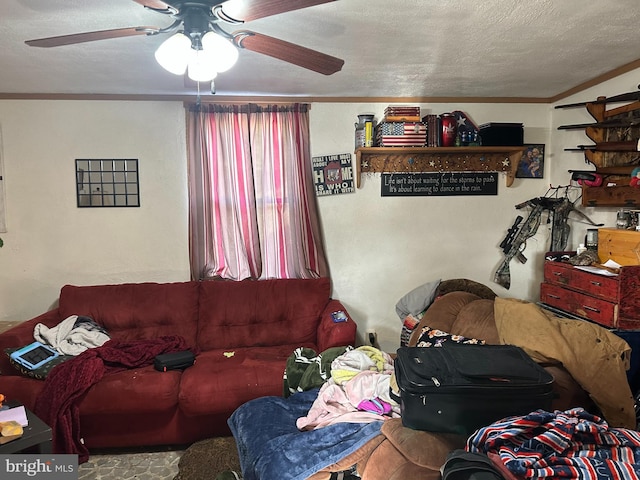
[131,0,174,9]
[233,30,343,75]
[221,0,337,22]
[25,27,159,48]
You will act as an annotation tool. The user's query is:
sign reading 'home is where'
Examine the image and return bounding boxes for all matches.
[312,153,355,196]
[381,172,498,196]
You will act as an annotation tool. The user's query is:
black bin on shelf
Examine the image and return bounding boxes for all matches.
[479,123,524,146]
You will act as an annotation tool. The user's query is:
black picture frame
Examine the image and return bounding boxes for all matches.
[516,144,545,178]
[75,159,140,207]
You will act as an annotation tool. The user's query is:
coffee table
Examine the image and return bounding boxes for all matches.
[0,407,52,454]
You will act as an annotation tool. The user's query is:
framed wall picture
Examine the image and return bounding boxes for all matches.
[516,144,544,178]
[75,159,140,207]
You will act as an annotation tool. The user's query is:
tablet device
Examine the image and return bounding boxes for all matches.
[10,342,59,370]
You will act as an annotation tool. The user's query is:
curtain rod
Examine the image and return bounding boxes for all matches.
[185,102,310,113]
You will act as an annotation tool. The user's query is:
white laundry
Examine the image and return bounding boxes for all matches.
[34,315,110,356]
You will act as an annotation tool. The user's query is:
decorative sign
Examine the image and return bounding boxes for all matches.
[381,172,498,196]
[312,153,355,196]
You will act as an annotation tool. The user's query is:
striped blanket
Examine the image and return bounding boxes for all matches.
[467,408,640,479]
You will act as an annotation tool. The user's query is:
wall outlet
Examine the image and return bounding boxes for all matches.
[366,329,378,347]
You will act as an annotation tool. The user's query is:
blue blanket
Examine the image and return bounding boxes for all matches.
[228,389,383,480]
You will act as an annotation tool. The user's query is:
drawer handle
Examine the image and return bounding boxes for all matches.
[583,305,601,313]
[547,294,561,299]
[552,272,563,276]
[589,281,602,287]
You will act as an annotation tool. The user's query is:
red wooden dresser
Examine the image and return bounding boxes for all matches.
[539,261,640,330]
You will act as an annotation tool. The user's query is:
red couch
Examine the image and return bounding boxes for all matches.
[0,278,356,450]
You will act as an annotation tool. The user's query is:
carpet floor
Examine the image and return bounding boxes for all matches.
[174,437,241,480]
[77,437,241,480]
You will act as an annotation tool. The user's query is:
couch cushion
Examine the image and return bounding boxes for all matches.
[79,365,181,415]
[0,376,45,412]
[409,292,482,346]
[196,278,330,351]
[59,282,199,346]
[381,418,466,469]
[179,344,312,416]
[450,298,500,344]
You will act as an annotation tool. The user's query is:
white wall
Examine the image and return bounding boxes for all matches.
[0,101,191,319]
[312,102,553,351]
[0,71,636,351]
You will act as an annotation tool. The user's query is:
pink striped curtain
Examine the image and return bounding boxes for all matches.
[186,104,328,281]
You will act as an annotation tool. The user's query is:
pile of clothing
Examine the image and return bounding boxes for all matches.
[230,345,400,480]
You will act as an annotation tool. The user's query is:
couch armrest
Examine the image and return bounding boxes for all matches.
[0,309,61,376]
[316,299,357,352]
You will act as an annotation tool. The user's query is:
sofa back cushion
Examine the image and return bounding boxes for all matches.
[59,282,200,346]
[409,291,500,346]
[197,278,331,351]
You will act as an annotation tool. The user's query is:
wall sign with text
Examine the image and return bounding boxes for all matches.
[381,172,498,196]
[312,153,355,196]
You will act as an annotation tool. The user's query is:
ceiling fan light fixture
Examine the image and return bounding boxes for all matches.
[155,32,191,75]
[201,31,239,73]
[187,49,219,82]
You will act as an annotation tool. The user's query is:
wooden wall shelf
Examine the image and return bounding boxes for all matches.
[558,95,640,207]
[354,146,525,188]
[582,101,640,169]
[579,165,640,207]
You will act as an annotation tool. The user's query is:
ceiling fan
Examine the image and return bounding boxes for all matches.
[25,0,344,83]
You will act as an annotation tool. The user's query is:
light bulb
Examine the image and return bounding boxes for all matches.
[155,32,191,75]
[201,32,239,73]
[187,49,218,82]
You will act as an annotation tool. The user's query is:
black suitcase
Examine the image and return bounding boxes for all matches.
[395,344,554,435]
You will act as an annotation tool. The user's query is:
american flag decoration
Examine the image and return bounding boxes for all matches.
[375,122,427,146]
[452,110,480,139]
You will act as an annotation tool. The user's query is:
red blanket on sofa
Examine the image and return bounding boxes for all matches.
[34,335,190,463]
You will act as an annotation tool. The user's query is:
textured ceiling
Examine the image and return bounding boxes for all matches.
[1,0,640,100]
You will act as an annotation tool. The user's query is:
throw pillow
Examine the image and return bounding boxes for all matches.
[415,326,485,348]
[4,346,73,380]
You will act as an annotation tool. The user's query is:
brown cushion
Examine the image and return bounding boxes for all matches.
[381,418,465,469]
[408,291,482,346]
[360,438,443,480]
[435,279,497,299]
[309,434,385,479]
[544,365,595,412]
[451,298,500,344]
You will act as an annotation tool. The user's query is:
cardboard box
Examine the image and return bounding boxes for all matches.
[597,228,640,265]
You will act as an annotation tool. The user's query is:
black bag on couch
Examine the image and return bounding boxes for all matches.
[154,350,195,372]
[395,344,554,435]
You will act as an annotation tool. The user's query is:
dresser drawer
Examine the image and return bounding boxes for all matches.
[543,262,618,301]
[540,283,618,328]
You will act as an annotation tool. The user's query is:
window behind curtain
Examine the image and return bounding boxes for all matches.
[186,103,328,281]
